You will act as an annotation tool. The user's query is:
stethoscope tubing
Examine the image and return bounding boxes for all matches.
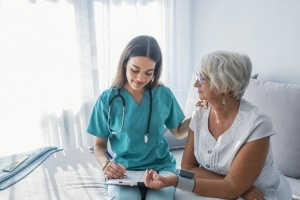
[106,88,152,143]
[107,89,125,134]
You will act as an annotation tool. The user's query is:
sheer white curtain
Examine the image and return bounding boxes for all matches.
[0,0,192,156]
[93,0,193,108]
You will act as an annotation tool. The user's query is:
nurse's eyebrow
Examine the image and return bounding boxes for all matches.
[132,64,140,69]
[132,64,155,71]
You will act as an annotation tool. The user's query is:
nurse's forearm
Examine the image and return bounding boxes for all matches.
[94,140,111,169]
[171,117,191,139]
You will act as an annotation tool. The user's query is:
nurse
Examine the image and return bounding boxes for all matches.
[87,35,190,200]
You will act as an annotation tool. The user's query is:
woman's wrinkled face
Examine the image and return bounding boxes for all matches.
[125,56,156,91]
[194,72,222,104]
[194,71,216,101]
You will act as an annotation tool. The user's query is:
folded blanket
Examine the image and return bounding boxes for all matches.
[0,146,62,190]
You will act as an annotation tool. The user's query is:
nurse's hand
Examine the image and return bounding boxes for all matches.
[103,161,126,179]
[196,100,209,108]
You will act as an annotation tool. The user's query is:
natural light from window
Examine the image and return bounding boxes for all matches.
[0,1,81,156]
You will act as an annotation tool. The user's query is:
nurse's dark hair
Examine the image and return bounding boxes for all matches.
[111,35,163,89]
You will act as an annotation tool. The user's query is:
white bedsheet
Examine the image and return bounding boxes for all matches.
[0,147,230,200]
[0,147,109,200]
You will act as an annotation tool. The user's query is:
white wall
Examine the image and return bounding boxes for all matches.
[190,0,300,85]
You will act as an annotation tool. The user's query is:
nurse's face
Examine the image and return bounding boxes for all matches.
[125,56,156,91]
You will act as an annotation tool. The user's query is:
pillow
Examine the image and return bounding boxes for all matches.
[243,79,300,179]
[251,73,259,79]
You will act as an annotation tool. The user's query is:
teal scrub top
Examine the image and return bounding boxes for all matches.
[87,85,185,173]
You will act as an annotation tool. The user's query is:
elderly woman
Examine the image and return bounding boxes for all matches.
[144,51,292,200]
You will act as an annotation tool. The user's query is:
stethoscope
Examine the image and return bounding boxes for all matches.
[106,89,152,143]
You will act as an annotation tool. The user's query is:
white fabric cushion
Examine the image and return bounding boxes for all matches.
[243,79,300,178]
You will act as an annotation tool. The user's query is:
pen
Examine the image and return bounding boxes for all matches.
[105,150,113,160]
[105,151,126,177]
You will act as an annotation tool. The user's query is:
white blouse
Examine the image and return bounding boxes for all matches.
[189,98,292,199]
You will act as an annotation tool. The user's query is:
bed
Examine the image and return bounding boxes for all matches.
[0,146,225,200]
[0,147,109,200]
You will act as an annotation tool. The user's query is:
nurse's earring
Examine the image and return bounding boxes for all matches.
[151,77,154,83]
[222,93,227,107]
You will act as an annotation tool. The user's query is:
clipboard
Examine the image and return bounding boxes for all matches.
[105,170,145,186]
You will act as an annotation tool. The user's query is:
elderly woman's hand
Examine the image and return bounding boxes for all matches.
[144,169,166,189]
[241,186,265,200]
[144,169,176,190]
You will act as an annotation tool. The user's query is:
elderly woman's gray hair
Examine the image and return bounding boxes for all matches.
[197,50,252,100]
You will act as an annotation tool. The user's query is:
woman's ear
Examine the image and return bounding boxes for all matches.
[223,88,231,95]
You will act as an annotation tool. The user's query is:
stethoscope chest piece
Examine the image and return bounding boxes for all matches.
[144,134,148,143]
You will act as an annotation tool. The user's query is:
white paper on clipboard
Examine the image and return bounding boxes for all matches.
[105,170,145,186]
